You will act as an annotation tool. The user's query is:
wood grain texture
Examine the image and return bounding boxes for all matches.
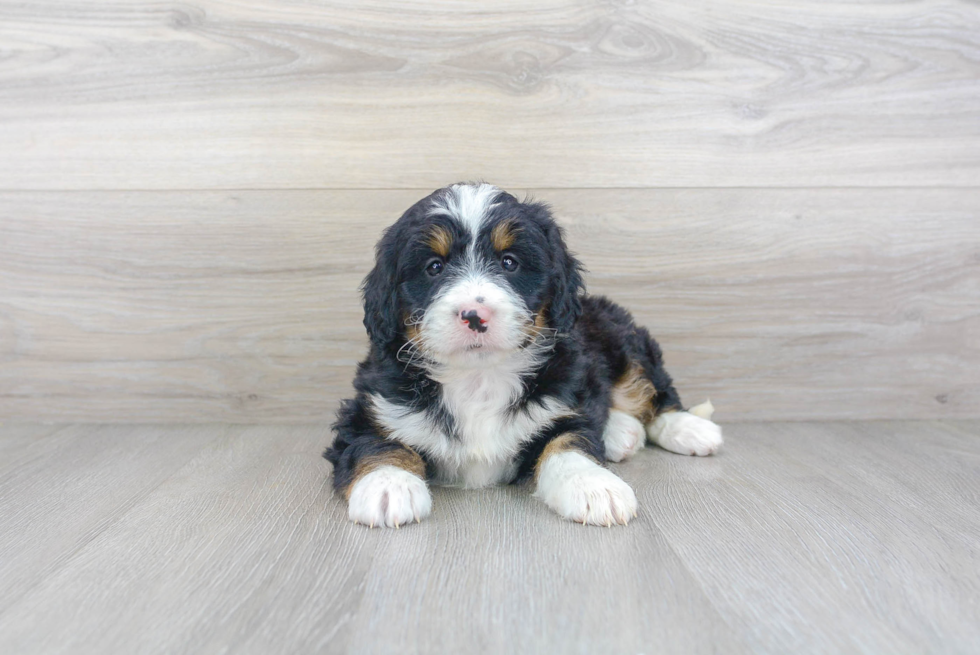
[0,1,979,189]
[0,421,978,653]
[0,424,220,614]
[1,188,977,422]
[632,421,980,652]
[0,423,66,465]
[0,424,371,655]
[345,484,743,654]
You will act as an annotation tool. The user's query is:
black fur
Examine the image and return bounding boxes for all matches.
[324,185,686,492]
[359,189,443,353]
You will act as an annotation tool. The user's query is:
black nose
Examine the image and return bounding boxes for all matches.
[461,309,488,333]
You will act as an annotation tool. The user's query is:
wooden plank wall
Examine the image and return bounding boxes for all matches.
[1,1,978,422]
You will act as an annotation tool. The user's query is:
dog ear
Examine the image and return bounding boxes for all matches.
[543,220,585,334]
[361,226,402,351]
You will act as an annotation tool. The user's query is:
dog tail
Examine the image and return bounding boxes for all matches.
[687,399,715,421]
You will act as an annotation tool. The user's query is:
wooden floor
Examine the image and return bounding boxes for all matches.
[1,421,978,654]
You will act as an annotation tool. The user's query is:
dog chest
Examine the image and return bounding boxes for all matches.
[370,367,570,488]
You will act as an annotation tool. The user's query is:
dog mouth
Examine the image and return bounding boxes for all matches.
[411,309,544,360]
[444,317,548,356]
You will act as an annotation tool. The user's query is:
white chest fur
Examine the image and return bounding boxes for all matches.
[370,363,571,488]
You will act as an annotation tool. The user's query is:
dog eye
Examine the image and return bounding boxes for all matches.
[425,259,444,276]
[501,255,519,272]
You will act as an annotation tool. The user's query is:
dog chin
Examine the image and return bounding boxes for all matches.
[431,340,523,364]
[446,343,507,358]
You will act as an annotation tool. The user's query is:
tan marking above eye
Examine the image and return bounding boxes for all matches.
[426,225,452,258]
[491,219,520,251]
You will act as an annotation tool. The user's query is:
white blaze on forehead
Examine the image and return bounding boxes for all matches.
[421,183,531,357]
[428,183,501,249]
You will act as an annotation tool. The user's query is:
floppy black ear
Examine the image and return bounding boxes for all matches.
[360,227,402,351]
[544,221,585,334]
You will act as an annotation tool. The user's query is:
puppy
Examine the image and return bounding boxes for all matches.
[324,183,722,527]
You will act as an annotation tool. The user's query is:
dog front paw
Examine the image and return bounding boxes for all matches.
[648,411,723,456]
[347,465,432,528]
[603,409,646,462]
[535,452,637,526]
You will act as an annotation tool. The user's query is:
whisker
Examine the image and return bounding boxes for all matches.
[404,310,426,327]
[396,329,432,372]
[395,340,415,362]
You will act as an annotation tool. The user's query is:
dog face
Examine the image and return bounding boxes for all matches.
[362,183,584,363]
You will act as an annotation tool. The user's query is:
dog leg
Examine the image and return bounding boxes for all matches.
[347,465,432,528]
[534,434,637,526]
[646,410,723,456]
[602,409,646,462]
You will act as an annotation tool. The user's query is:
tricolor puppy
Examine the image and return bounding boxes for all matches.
[324,183,722,528]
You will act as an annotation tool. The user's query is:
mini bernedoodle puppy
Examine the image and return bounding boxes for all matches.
[324,183,723,528]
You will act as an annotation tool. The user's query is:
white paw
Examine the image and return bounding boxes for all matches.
[602,410,646,462]
[647,411,723,456]
[535,451,638,526]
[347,465,432,528]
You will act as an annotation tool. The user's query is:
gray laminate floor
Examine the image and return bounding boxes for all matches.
[0,421,978,654]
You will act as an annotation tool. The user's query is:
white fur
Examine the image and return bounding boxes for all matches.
[385,184,568,488]
[647,411,723,456]
[420,274,529,358]
[347,465,432,528]
[420,183,531,362]
[428,183,501,257]
[534,451,637,526]
[371,373,572,488]
[602,409,646,462]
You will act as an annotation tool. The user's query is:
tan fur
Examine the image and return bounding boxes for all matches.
[344,446,425,500]
[491,219,519,251]
[343,446,426,500]
[405,321,421,344]
[534,432,595,481]
[534,307,547,330]
[402,313,426,359]
[611,362,657,424]
[522,305,549,339]
[426,225,452,258]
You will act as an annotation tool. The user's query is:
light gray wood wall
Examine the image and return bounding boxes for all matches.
[1,1,978,422]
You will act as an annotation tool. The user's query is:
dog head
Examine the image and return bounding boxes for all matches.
[361,183,584,364]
